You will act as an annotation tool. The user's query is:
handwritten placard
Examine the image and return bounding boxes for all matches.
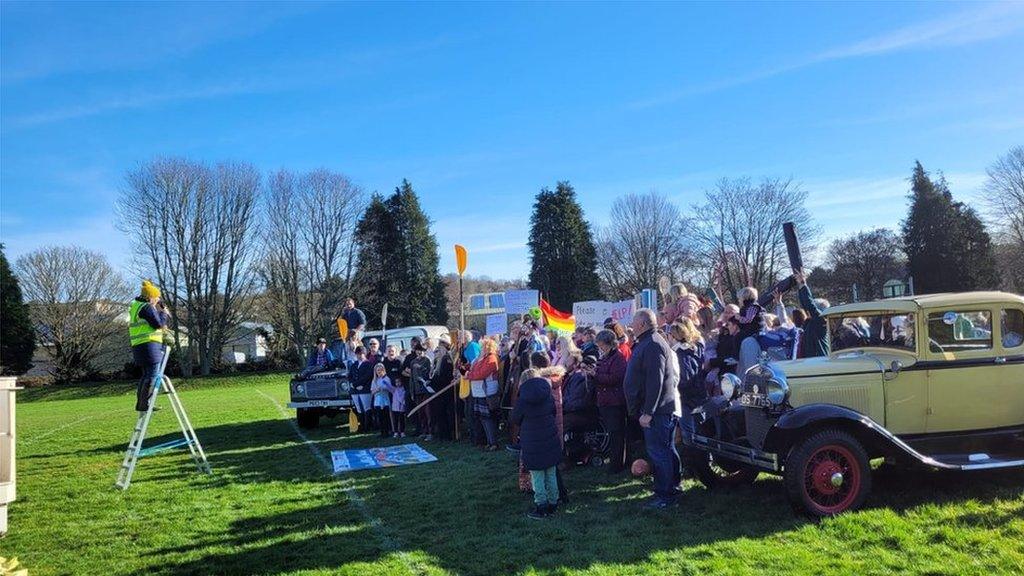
[504,289,539,315]
[572,299,635,327]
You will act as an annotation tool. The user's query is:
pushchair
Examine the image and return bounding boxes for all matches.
[561,367,610,466]
[563,409,611,466]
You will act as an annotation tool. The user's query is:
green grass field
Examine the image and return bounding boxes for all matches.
[4,373,1023,575]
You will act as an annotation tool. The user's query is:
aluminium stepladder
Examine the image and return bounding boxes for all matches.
[115,346,211,489]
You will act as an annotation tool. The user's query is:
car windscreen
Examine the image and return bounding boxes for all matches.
[828,312,916,353]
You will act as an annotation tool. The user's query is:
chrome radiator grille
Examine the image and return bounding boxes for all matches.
[742,365,771,395]
[741,364,775,449]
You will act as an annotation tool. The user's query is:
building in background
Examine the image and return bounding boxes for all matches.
[221,322,272,365]
[464,292,505,334]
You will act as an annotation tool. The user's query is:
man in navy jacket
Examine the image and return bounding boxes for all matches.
[623,308,682,509]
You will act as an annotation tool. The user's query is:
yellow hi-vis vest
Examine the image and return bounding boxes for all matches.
[129,300,164,347]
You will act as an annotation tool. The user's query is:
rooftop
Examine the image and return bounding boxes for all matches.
[825,291,1024,316]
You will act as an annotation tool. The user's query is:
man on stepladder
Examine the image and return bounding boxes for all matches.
[130,280,170,412]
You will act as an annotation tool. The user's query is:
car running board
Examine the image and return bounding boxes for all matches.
[922,452,1024,470]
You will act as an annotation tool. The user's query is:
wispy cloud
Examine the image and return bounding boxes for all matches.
[6,79,279,127]
[0,3,318,83]
[4,34,464,129]
[630,2,1024,108]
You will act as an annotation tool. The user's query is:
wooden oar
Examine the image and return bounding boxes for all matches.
[405,379,457,417]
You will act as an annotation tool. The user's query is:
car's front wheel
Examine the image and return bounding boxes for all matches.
[783,428,871,518]
[687,449,759,489]
[296,408,320,429]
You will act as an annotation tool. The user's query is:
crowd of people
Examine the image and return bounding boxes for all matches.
[306,274,833,519]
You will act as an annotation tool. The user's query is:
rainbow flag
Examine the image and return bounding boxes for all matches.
[540,298,575,334]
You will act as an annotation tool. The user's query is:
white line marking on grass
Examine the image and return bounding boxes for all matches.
[22,415,95,446]
[255,390,427,574]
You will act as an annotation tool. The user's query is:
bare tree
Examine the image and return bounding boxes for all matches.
[259,168,365,363]
[692,177,819,301]
[15,246,131,382]
[981,146,1024,291]
[118,157,261,376]
[822,228,906,302]
[595,192,697,299]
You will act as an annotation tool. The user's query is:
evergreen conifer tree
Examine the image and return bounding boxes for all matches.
[352,181,448,328]
[1,244,36,374]
[527,181,602,310]
[901,162,1000,293]
[352,194,395,328]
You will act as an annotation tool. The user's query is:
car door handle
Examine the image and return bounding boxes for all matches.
[994,357,1007,364]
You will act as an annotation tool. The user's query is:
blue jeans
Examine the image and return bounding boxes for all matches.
[643,413,681,501]
[529,466,559,506]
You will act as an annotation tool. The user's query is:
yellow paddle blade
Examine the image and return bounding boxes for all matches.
[348,409,360,432]
[454,244,468,276]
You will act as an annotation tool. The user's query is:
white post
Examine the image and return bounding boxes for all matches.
[0,376,20,536]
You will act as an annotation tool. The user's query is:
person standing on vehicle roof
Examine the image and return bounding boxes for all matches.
[341,298,366,339]
[129,280,171,412]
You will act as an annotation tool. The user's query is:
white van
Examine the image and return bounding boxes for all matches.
[362,325,450,352]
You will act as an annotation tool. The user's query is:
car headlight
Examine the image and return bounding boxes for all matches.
[765,372,789,406]
[340,381,352,393]
[720,373,741,399]
[296,384,305,394]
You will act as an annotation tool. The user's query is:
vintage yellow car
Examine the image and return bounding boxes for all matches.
[684,291,1024,517]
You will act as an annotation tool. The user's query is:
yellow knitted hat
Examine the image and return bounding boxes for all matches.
[141,280,161,300]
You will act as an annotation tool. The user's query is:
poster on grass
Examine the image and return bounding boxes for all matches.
[331,444,438,474]
[485,313,507,336]
[504,289,539,315]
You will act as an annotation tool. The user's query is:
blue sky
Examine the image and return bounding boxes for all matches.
[2,1,1022,279]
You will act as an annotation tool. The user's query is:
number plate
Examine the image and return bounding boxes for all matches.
[740,393,770,408]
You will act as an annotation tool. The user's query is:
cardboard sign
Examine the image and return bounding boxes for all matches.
[572,299,635,327]
[572,301,609,327]
[609,299,635,325]
[504,290,539,315]
[485,313,507,336]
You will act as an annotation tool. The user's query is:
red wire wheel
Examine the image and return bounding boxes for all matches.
[784,429,872,518]
[802,445,860,514]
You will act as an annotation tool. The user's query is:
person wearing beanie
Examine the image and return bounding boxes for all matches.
[129,280,171,412]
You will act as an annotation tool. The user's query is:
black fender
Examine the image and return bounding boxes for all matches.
[694,397,746,442]
[763,403,928,465]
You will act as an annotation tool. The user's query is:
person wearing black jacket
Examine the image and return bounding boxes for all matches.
[709,319,740,375]
[430,334,456,440]
[382,344,403,385]
[794,269,830,358]
[349,346,375,429]
[623,308,682,510]
[403,342,434,438]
